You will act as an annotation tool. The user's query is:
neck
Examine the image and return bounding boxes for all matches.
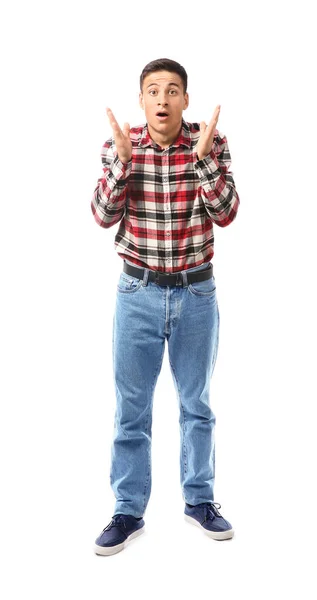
[147,120,183,149]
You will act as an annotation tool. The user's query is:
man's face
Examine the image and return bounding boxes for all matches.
[139,70,189,138]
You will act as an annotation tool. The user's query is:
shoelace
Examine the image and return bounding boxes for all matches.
[103,514,128,532]
[199,502,222,524]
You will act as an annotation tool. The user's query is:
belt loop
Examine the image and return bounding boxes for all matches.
[176,273,183,287]
[181,270,188,287]
[142,268,149,286]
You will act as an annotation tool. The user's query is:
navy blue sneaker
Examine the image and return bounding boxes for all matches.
[184,502,234,540]
[94,514,145,555]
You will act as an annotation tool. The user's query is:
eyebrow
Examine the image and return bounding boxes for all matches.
[146,82,180,89]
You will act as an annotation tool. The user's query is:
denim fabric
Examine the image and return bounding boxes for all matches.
[110,259,220,518]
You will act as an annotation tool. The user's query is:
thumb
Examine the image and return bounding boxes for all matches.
[122,122,130,137]
[199,121,207,135]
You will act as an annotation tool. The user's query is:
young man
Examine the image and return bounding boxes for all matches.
[91,58,240,555]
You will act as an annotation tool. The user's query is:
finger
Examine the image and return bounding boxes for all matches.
[106,107,122,135]
[204,111,220,139]
[122,122,130,137]
[207,105,221,129]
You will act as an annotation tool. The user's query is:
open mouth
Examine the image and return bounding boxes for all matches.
[156,111,169,120]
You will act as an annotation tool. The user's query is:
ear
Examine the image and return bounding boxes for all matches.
[183,92,189,111]
[139,92,144,111]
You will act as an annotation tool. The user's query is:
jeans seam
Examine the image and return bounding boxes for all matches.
[211,304,220,373]
[142,340,166,512]
[169,359,188,477]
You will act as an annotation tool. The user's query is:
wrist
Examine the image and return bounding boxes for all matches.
[117,154,132,164]
[195,145,207,161]
[195,150,206,162]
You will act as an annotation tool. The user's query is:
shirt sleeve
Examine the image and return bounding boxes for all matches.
[91,138,132,228]
[193,133,240,227]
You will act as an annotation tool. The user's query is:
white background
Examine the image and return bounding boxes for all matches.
[1,0,316,597]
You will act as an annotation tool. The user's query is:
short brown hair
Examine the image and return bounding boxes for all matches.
[140,58,188,93]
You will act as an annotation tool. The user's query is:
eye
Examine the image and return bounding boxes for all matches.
[149,89,157,95]
[169,89,177,95]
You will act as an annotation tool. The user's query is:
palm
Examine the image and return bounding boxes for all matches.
[196,105,221,161]
[106,107,132,163]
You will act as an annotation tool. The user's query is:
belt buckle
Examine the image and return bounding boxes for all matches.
[154,271,183,287]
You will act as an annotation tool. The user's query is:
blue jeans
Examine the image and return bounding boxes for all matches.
[110,259,220,518]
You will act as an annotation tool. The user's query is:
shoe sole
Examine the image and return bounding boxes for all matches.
[184,514,234,540]
[94,525,145,556]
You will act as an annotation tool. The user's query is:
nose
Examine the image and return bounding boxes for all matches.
[157,93,168,106]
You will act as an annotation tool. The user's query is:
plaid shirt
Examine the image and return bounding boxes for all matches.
[91,118,240,273]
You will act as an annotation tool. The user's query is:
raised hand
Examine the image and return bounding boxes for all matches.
[106,107,132,164]
[195,105,221,161]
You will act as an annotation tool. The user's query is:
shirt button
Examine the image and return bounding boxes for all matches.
[166,231,171,236]
[163,177,168,182]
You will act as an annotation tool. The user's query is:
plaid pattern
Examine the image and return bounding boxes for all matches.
[91,118,240,273]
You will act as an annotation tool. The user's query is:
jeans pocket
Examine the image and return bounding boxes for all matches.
[117,272,143,293]
[188,275,216,297]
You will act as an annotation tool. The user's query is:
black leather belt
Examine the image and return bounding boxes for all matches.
[123,261,213,287]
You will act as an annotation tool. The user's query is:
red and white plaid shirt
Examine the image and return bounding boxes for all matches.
[91,118,240,273]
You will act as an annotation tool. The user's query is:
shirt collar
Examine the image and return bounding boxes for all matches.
[138,118,191,149]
